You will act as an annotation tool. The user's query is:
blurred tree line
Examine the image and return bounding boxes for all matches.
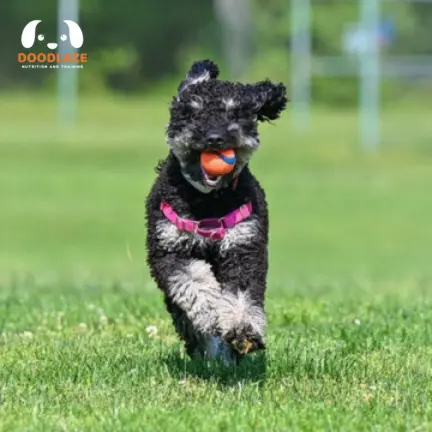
[2,0,431,103]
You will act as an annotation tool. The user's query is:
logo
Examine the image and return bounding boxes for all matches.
[18,20,87,69]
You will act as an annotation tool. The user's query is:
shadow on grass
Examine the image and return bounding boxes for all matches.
[162,350,267,388]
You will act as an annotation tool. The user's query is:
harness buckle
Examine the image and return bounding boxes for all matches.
[197,218,223,231]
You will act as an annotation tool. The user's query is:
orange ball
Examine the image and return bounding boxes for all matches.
[200,149,236,176]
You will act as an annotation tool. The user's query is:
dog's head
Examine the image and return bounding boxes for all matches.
[166,60,287,193]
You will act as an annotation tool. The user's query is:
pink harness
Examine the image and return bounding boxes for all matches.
[160,201,253,241]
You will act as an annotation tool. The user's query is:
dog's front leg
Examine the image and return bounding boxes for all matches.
[148,251,237,363]
[165,258,222,336]
[148,250,220,334]
[215,219,268,357]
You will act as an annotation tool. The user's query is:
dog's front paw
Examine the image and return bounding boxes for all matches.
[222,326,265,355]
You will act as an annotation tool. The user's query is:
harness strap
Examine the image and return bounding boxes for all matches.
[160,201,253,241]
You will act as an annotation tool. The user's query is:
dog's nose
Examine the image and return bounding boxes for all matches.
[206,131,225,147]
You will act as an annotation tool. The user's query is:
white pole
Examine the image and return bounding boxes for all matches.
[214,0,252,80]
[359,0,381,151]
[57,0,79,127]
[291,0,311,131]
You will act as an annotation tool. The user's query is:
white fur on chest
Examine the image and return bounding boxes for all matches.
[218,218,258,255]
[155,220,206,252]
[155,218,259,253]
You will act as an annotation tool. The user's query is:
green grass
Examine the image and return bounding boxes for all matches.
[0,94,432,430]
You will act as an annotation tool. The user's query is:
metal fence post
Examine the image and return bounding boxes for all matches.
[359,0,381,150]
[291,0,311,131]
[57,0,79,127]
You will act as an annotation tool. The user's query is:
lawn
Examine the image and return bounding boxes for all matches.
[0,94,431,431]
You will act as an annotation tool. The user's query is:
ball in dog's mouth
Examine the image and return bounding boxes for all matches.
[200,148,236,188]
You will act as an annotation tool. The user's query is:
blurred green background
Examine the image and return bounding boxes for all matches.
[1,0,431,285]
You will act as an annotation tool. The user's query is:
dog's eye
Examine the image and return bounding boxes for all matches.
[37,34,44,41]
[60,34,67,41]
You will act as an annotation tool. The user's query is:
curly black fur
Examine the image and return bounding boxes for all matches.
[145,59,287,364]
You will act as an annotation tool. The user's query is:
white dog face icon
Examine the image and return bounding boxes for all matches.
[21,19,84,50]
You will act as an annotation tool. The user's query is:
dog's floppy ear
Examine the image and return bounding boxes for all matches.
[178,59,220,93]
[249,80,288,122]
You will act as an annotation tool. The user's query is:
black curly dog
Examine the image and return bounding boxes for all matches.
[145,60,287,364]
